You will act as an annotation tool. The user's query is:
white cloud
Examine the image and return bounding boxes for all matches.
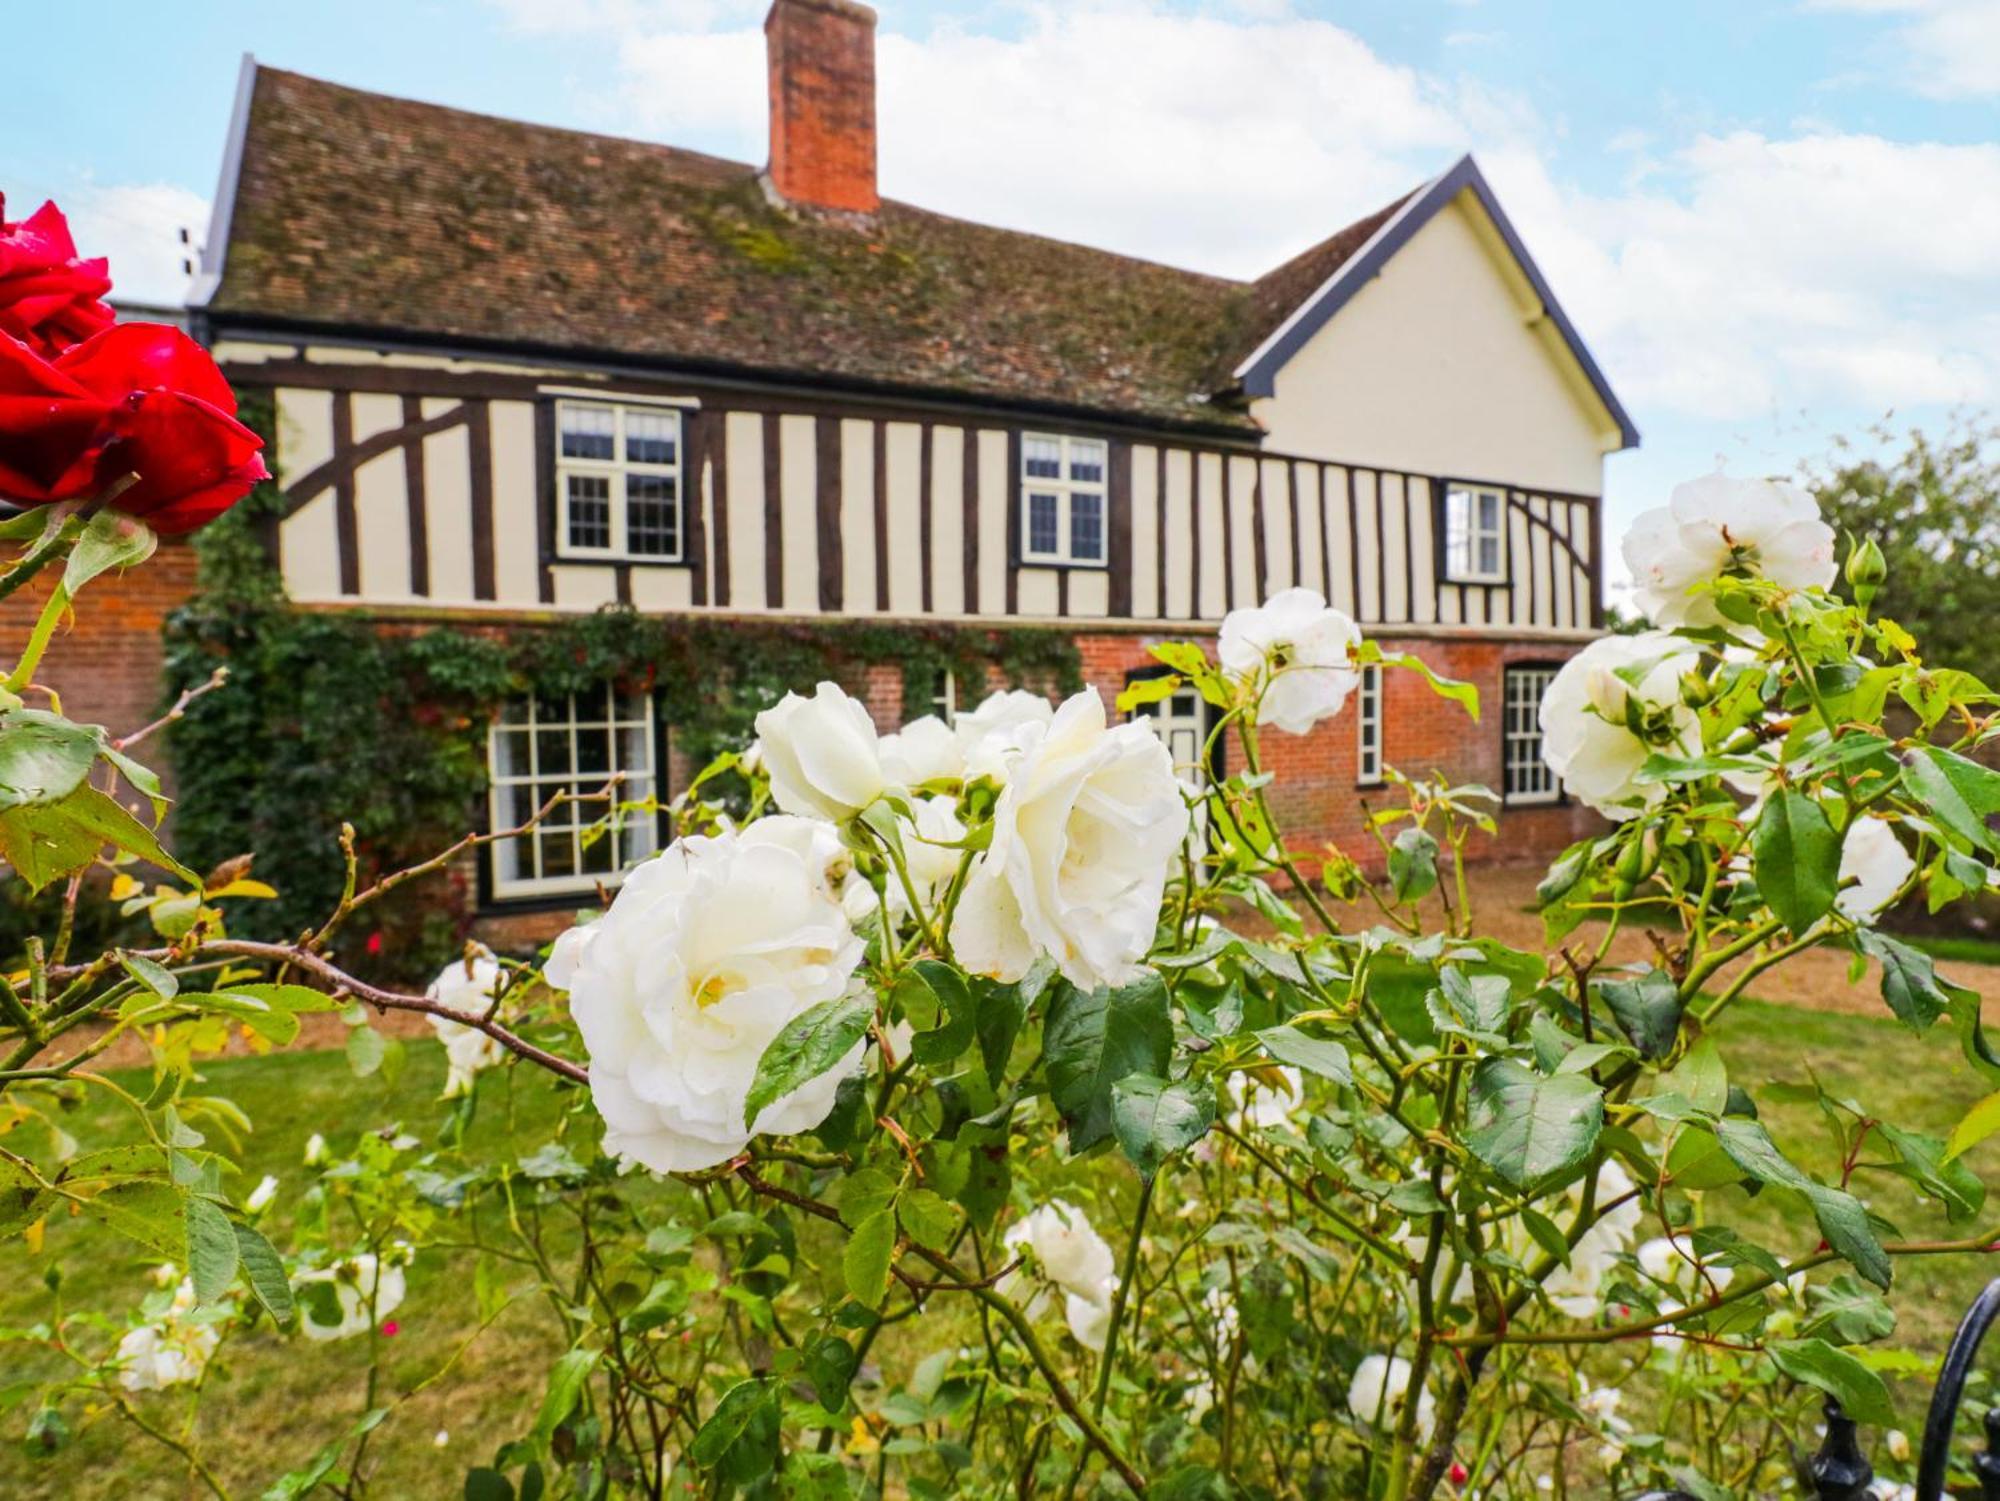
[4,181,206,310]
[1806,0,2000,98]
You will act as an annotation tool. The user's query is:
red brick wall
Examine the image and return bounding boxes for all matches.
[765,0,880,213]
[0,539,201,746]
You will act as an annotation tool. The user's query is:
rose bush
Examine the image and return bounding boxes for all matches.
[7,202,2000,1501]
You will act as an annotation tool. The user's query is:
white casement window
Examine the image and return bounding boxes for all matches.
[931,669,958,724]
[1503,665,1560,805]
[488,685,661,899]
[1356,665,1383,786]
[1443,483,1508,583]
[556,399,684,562]
[1020,433,1109,566]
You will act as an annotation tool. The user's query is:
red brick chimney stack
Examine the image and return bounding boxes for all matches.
[764,0,880,215]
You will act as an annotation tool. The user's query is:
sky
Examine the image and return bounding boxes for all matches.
[8,0,2000,600]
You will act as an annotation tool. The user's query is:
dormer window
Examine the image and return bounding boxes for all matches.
[1442,483,1507,583]
[556,399,684,562]
[1021,434,1108,567]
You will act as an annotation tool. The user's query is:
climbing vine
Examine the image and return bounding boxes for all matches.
[161,411,1082,976]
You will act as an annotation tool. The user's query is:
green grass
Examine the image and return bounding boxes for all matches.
[0,1042,576,1501]
[4,1001,1999,1497]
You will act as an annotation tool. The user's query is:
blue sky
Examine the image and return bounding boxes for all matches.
[8,1,1999,597]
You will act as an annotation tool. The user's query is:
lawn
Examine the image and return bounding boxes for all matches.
[2,995,1998,1497]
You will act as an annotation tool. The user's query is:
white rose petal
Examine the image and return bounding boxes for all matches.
[295,1251,408,1343]
[1539,631,1701,820]
[1347,1353,1435,1439]
[567,822,868,1173]
[1228,1066,1304,1132]
[1837,816,1915,923]
[1002,1199,1117,1300]
[954,690,1055,780]
[1219,588,1364,735]
[117,1314,221,1392]
[426,946,510,1099]
[1624,473,1836,628]
[1064,1286,1115,1351]
[244,1175,279,1214]
[543,922,599,993]
[879,715,965,787]
[951,691,1185,989]
[753,681,886,822]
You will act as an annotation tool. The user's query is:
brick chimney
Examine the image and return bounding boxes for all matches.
[764,0,879,215]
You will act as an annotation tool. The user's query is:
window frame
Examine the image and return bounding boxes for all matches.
[1501,663,1563,807]
[1440,481,1510,585]
[553,397,687,565]
[1018,432,1111,569]
[930,668,958,725]
[1356,664,1384,787]
[484,684,667,905]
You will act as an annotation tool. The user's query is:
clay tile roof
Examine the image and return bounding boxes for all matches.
[207,66,1413,435]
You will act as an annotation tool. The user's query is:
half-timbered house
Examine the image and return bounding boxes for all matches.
[57,0,1639,920]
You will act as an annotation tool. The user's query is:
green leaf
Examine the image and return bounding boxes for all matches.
[1904,746,2000,853]
[530,1348,599,1445]
[1750,790,1841,933]
[804,1333,858,1414]
[1115,673,1185,712]
[1804,1273,1897,1344]
[119,953,179,1001]
[0,1147,51,1238]
[974,973,1031,1090]
[1596,968,1684,1059]
[1254,1024,1352,1084]
[234,1220,295,1322]
[1857,928,1962,1033]
[463,1470,514,1501]
[843,1209,897,1310]
[184,1196,239,1305]
[897,1188,961,1253]
[1715,1117,1890,1288]
[1465,1059,1604,1191]
[688,1378,780,1482]
[83,1180,187,1259]
[64,511,156,596]
[346,1025,388,1078]
[0,709,99,812]
[1387,827,1439,905]
[743,990,874,1127]
[899,960,977,1068]
[1043,973,1172,1154]
[1947,1088,2000,1162]
[1769,1338,1895,1426]
[1110,1074,1216,1177]
[1369,648,1480,721]
[0,782,198,892]
[1875,1123,1984,1223]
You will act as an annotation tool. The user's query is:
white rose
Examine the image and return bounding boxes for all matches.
[1002,1199,1116,1301]
[1064,1284,1116,1351]
[1229,1065,1304,1132]
[1624,473,1836,628]
[1837,815,1914,923]
[566,824,867,1173]
[1637,1234,1735,1352]
[1545,1162,1642,1317]
[302,1132,327,1167]
[951,691,1185,989]
[543,921,599,993]
[296,1250,408,1342]
[425,946,510,1099]
[753,681,886,821]
[1539,631,1702,820]
[879,715,965,787]
[1219,587,1364,735]
[244,1175,279,1215]
[116,1314,220,1392]
[954,689,1055,779]
[1347,1353,1434,1438]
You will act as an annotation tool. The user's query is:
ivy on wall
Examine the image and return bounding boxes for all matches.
[162,395,1083,976]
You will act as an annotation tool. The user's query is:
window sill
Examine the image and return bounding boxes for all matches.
[548,553,693,569]
[1015,557,1110,573]
[1502,793,1563,809]
[1443,572,1511,587]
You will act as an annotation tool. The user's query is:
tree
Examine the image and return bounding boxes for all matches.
[1810,417,2000,675]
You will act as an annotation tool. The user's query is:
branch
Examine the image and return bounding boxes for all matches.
[112,666,229,753]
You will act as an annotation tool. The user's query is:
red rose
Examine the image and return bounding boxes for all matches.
[0,323,266,534]
[0,197,115,358]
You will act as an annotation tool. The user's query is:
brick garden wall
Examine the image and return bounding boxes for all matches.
[0,539,202,750]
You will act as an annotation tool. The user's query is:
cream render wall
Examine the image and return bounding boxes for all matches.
[1250,192,1618,500]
